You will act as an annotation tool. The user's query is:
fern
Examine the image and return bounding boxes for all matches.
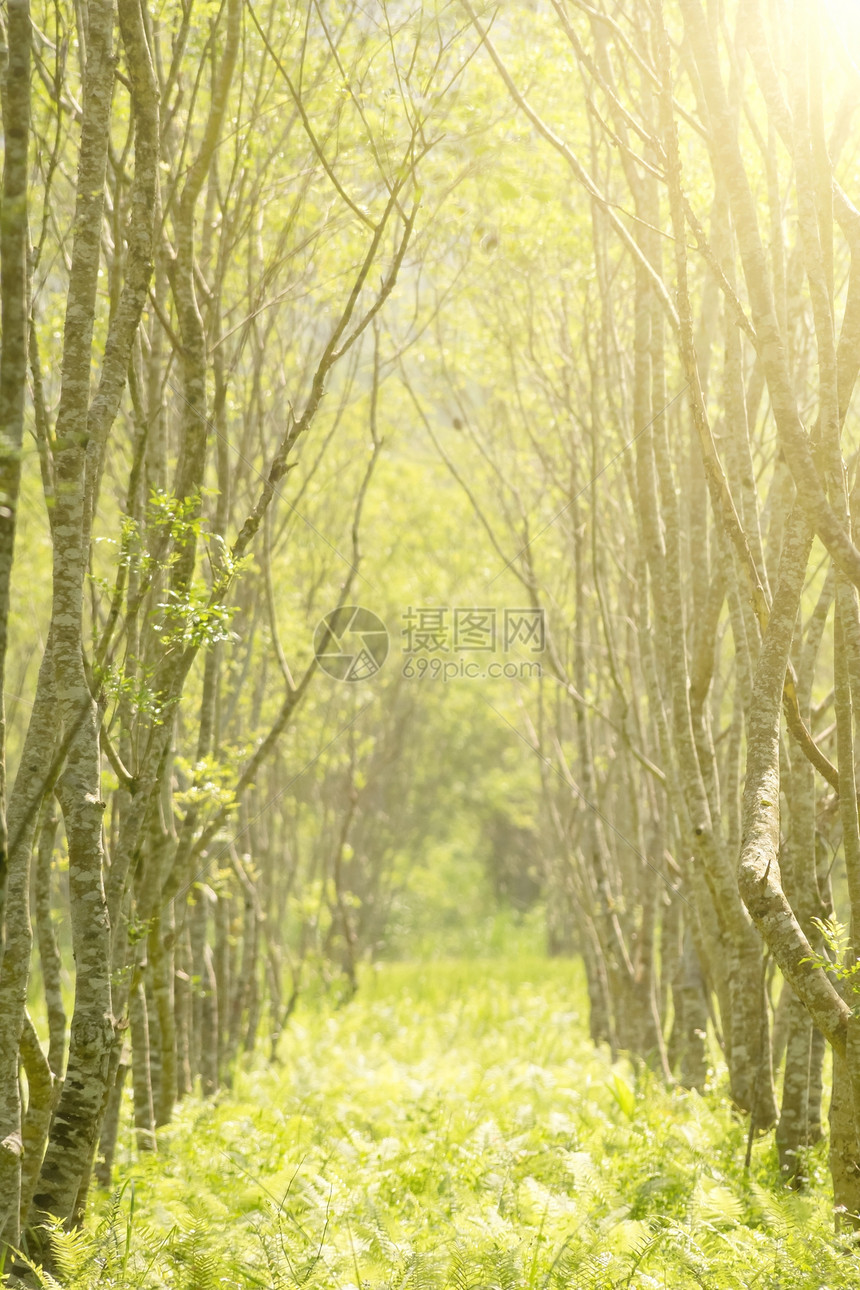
[392,1250,439,1290]
[34,959,860,1290]
[168,1203,233,1290]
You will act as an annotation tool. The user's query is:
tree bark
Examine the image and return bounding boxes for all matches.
[129,981,156,1153]
[29,1,118,1240]
[0,0,32,954]
[0,641,56,1247]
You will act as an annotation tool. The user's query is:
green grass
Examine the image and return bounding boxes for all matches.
[39,959,860,1288]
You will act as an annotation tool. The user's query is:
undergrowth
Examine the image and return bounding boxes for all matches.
[30,959,860,1288]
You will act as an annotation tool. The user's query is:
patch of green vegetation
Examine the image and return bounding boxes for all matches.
[43,960,860,1288]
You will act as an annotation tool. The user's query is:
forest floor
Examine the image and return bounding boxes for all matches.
[46,959,860,1288]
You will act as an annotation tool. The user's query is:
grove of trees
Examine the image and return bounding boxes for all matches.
[3,0,860,1277]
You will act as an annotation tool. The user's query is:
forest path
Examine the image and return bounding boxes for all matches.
[40,958,856,1290]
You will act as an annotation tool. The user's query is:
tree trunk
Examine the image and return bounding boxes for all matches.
[776,992,814,1185]
[28,0,117,1245]
[0,642,57,1246]
[830,1050,860,1229]
[0,0,32,962]
[150,909,178,1127]
[671,927,709,1092]
[175,918,193,1099]
[19,1014,58,1230]
[129,981,156,1153]
[93,1053,129,1190]
[34,800,65,1079]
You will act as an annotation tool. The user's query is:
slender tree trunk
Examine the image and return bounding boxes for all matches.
[0,641,56,1246]
[228,852,260,1067]
[214,891,230,1082]
[0,797,32,1245]
[34,800,65,1079]
[671,927,709,1092]
[150,907,178,1126]
[777,993,814,1185]
[93,1055,129,1190]
[129,981,156,1153]
[145,975,162,1123]
[830,1051,860,1227]
[175,919,193,1099]
[19,1013,59,1229]
[0,0,32,952]
[0,2,33,1244]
